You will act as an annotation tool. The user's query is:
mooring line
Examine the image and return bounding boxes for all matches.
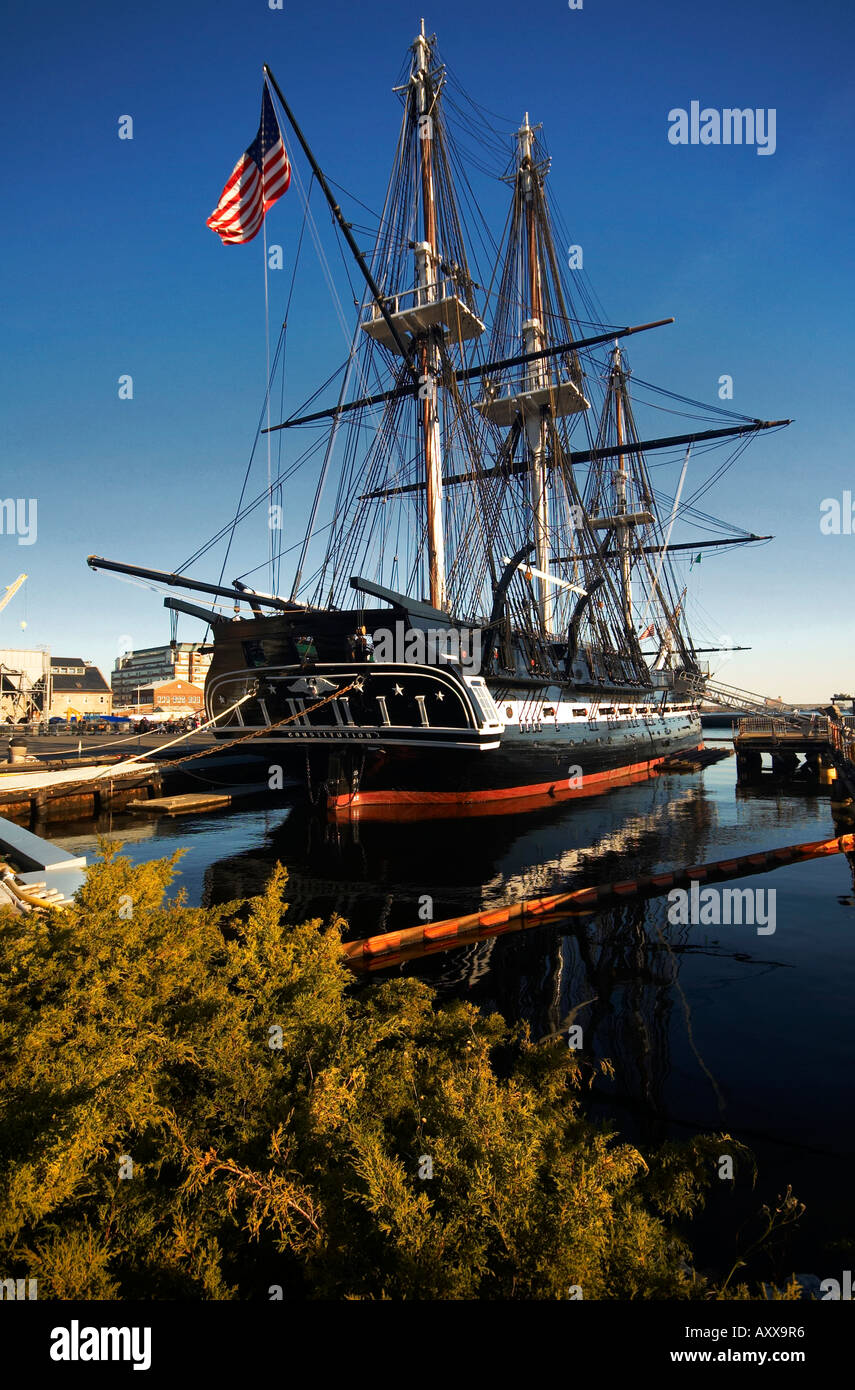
[11,682,361,803]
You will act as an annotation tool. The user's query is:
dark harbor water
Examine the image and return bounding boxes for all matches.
[53,746,855,1286]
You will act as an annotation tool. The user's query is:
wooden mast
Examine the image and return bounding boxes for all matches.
[517,115,553,634]
[413,22,446,611]
[612,345,634,635]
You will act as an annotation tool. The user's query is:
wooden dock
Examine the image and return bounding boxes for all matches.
[0,733,276,826]
[127,783,272,817]
[0,760,162,826]
[655,747,732,774]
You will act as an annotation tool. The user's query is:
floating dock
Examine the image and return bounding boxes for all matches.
[656,747,732,774]
[127,783,271,817]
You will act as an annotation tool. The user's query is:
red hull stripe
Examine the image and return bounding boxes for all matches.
[330,745,705,810]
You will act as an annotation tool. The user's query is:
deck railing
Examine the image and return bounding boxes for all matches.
[829,719,855,767]
[736,716,830,737]
[734,712,855,779]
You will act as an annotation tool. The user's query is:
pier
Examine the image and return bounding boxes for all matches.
[734,712,855,808]
[0,728,270,826]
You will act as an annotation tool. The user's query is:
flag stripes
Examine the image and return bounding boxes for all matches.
[207,84,291,245]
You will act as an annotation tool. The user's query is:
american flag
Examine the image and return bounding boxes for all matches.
[207,84,291,245]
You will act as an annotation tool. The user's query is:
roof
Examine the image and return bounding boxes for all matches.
[51,666,111,694]
[150,680,204,694]
[50,657,86,668]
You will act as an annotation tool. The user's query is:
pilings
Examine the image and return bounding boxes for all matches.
[735,748,763,782]
[734,717,839,786]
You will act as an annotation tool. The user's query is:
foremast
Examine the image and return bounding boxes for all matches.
[413,23,446,611]
[359,22,486,615]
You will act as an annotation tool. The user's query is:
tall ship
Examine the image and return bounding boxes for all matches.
[89,24,788,818]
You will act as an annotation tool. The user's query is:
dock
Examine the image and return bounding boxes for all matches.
[734,713,855,811]
[0,759,163,826]
[655,747,732,774]
[734,715,840,777]
[127,783,271,817]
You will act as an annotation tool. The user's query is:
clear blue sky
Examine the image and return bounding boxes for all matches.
[2,0,853,700]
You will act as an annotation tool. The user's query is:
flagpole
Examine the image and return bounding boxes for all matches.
[262,211,274,593]
[262,64,419,382]
[256,73,275,593]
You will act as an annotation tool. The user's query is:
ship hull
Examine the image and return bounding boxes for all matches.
[204,641,702,819]
[320,711,701,817]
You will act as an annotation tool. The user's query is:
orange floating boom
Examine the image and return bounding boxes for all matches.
[341,833,855,972]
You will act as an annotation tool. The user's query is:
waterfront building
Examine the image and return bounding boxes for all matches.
[49,657,112,719]
[111,643,212,706]
[142,679,204,712]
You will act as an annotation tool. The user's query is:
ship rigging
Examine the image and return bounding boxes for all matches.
[88,23,790,816]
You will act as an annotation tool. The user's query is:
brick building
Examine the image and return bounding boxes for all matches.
[135,679,204,712]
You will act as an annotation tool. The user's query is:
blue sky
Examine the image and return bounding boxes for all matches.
[2,0,853,700]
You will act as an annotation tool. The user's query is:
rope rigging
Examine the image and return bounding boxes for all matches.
[166,32,784,685]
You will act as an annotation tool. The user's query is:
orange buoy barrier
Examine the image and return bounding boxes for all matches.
[341,832,855,972]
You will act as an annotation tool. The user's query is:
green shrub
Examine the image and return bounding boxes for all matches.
[0,847,799,1300]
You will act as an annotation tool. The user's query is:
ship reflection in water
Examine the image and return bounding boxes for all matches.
[57,756,855,1269]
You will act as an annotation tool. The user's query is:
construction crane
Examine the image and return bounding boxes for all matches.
[0,574,26,615]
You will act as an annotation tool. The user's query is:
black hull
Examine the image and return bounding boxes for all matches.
[318,721,702,818]
[203,611,703,819]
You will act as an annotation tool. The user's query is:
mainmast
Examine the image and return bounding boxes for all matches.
[517,115,552,634]
[414,22,446,611]
[611,345,633,633]
[476,118,590,638]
